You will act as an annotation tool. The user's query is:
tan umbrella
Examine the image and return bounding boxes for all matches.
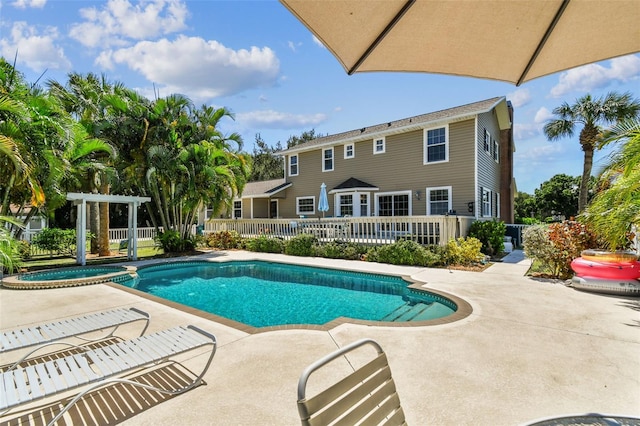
[280,0,640,85]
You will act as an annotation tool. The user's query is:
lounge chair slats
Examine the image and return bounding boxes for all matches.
[0,325,217,417]
[1,308,150,354]
[297,339,407,426]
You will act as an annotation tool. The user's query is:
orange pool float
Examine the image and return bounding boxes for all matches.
[580,249,638,263]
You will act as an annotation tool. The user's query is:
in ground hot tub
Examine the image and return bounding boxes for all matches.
[2,265,137,289]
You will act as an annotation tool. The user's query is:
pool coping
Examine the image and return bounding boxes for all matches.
[106,258,473,334]
[1,266,137,290]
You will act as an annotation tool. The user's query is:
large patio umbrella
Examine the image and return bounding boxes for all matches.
[279,0,640,85]
[318,182,329,217]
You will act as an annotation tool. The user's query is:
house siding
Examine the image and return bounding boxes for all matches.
[282,119,476,217]
[476,111,502,218]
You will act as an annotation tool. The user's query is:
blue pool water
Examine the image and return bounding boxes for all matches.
[123,261,456,328]
[20,266,128,281]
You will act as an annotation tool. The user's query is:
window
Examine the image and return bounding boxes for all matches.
[373,137,385,154]
[484,129,491,154]
[427,186,452,215]
[339,194,353,216]
[360,194,369,216]
[323,148,334,172]
[205,205,215,220]
[344,143,354,159]
[424,126,448,163]
[289,154,298,176]
[296,196,315,215]
[377,193,409,217]
[482,188,492,217]
[493,138,499,162]
[233,200,242,219]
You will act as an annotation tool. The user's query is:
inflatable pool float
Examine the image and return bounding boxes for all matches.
[570,257,640,280]
[571,275,640,296]
[580,249,638,263]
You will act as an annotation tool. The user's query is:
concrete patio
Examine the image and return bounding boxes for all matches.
[1,250,638,425]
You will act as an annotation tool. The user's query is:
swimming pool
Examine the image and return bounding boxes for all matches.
[121,260,467,329]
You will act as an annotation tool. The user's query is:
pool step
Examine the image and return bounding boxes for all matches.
[382,302,434,322]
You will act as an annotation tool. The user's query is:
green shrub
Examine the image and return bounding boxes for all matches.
[366,240,440,266]
[314,241,368,260]
[284,233,317,257]
[245,235,284,253]
[469,220,506,255]
[154,230,195,253]
[17,240,31,260]
[205,230,242,249]
[523,221,599,279]
[31,228,77,256]
[444,237,483,266]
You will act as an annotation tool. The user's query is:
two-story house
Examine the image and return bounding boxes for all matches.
[225,96,514,223]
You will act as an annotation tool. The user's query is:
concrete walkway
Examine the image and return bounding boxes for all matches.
[1,250,638,425]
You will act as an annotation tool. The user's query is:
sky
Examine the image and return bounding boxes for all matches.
[1,0,639,194]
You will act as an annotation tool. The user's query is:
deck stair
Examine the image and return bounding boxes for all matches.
[382,302,434,322]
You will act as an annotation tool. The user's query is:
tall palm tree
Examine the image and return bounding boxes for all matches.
[544,92,640,213]
[581,118,640,249]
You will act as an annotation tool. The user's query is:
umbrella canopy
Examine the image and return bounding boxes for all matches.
[318,182,329,217]
[280,0,640,85]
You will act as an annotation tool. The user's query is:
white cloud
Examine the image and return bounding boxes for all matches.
[287,41,302,52]
[507,88,531,108]
[106,36,280,99]
[534,107,553,124]
[237,110,328,129]
[550,55,640,97]
[513,123,539,141]
[69,0,188,48]
[0,21,71,72]
[312,35,325,48]
[11,0,46,8]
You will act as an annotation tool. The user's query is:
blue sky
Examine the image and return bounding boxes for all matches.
[2,0,639,194]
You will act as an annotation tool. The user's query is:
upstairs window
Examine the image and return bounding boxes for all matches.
[493,138,499,162]
[484,129,491,154]
[373,137,385,154]
[323,148,334,172]
[344,143,354,159]
[424,126,448,164]
[289,154,298,176]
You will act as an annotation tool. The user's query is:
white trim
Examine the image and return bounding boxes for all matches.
[474,118,479,219]
[270,199,279,219]
[344,143,354,159]
[322,147,334,172]
[373,137,386,154]
[426,186,452,215]
[493,138,500,163]
[423,125,449,164]
[288,154,299,177]
[296,196,315,216]
[484,128,491,155]
[496,192,501,219]
[374,190,412,216]
[482,187,492,217]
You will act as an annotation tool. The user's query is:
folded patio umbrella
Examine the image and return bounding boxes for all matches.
[280,0,640,85]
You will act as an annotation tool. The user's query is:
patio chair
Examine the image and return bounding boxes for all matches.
[1,307,150,369]
[297,338,406,426]
[0,325,217,425]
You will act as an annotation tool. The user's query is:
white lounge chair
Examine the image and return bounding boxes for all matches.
[1,325,217,425]
[1,307,150,369]
[297,338,406,426]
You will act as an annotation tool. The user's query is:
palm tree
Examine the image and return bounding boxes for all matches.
[543,92,640,213]
[581,118,640,249]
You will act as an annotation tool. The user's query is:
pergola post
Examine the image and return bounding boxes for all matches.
[75,199,87,266]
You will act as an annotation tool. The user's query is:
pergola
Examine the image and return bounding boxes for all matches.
[66,193,151,266]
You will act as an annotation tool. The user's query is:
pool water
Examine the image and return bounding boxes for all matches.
[124,261,456,328]
[20,266,128,281]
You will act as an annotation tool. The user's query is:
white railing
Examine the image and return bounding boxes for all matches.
[204,216,474,246]
[108,227,159,243]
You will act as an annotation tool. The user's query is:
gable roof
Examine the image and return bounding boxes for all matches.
[280,96,508,155]
[330,178,379,193]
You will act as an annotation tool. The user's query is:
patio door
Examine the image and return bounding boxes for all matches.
[375,192,411,235]
[335,192,370,217]
[270,200,278,218]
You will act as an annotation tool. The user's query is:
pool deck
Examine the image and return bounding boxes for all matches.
[1,250,639,425]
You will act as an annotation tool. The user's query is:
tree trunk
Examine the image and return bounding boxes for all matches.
[98,182,110,256]
[579,147,593,213]
[89,200,100,254]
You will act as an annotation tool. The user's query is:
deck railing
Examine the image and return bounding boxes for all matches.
[204,216,475,246]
